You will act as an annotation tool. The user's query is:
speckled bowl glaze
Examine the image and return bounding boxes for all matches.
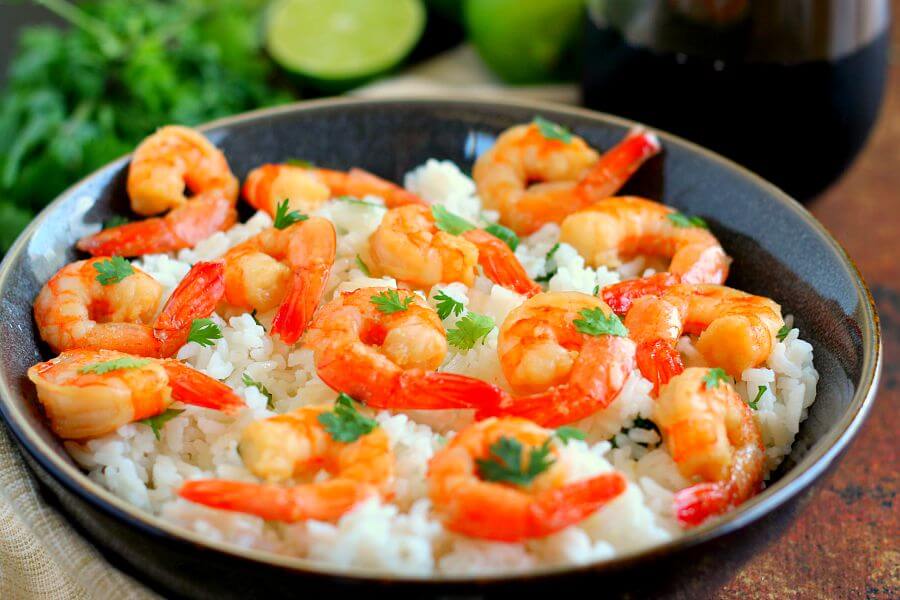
[0,98,881,598]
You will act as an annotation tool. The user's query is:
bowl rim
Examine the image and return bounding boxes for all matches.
[0,95,882,583]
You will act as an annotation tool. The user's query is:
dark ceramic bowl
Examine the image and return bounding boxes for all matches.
[0,98,880,598]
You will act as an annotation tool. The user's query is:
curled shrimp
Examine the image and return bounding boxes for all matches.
[624,284,784,391]
[243,163,425,217]
[178,403,392,522]
[222,216,336,344]
[491,292,636,426]
[27,349,243,440]
[304,287,507,411]
[34,259,224,357]
[428,417,626,541]
[654,368,764,527]
[77,126,239,256]
[369,204,540,296]
[558,197,730,313]
[473,122,661,235]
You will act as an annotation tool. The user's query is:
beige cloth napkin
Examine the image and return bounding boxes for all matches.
[0,44,577,599]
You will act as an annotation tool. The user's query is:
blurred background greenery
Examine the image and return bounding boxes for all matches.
[0,0,584,252]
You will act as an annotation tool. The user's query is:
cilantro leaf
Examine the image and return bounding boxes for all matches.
[78,356,150,374]
[555,426,586,444]
[667,212,709,229]
[317,393,377,443]
[140,408,184,441]
[337,195,381,207]
[433,291,465,320]
[702,368,730,389]
[573,307,628,337]
[431,205,475,235]
[284,158,314,168]
[446,312,494,350]
[370,289,413,314]
[749,385,766,410]
[777,325,791,342]
[476,437,555,486]
[273,199,308,229]
[187,318,222,347]
[535,243,560,283]
[483,223,519,251]
[533,116,573,143]
[93,256,133,285]
[242,373,274,410]
[102,215,129,229]
[355,254,371,276]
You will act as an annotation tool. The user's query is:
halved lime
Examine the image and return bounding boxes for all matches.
[265,0,426,92]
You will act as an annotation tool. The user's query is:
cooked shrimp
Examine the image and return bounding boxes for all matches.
[243,163,425,217]
[77,126,239,256]
[492,292,636,426]
[654,368,765,527]
[222,216,336,344]
[624,284,783,391]
[178,403,392,522]
[428,417,626,541]
[473,122,661,235]
[34,258,224,357]
[559,197,730,312]
[304,287,507,411]
[369,205,540,296]
[27,349,243,439]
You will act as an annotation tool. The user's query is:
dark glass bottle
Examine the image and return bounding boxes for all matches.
[582,0,890,200]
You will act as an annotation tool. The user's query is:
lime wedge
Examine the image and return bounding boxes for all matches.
[266,0,426,92]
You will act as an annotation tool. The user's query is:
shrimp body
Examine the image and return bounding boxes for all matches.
[222,217,336,344]
[77,126,239,256]
[428,417,626,541]
[369,205,539,296]
[305,287,507,411]
[27,349,243,439]
[493,292,636,426]
[473,123,661,235]
[34,259,225,357]
[625,284,783,390]
[654,368,765,526]
[178,405,393,522]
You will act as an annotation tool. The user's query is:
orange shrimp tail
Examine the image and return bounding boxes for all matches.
[636,339,684,393]
[673,482,730,527]
[601,272,679,315]
[530,472,627,537]
[163,361,243,413]
[153,261,225,355]
[576,129,662,201]
[387,371,509,411]
[270,264,331,345]
[76,218,181,256]
[462,229,541,296]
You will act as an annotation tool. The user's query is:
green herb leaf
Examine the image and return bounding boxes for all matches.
[431,205,476,235]
[667,212,709,229]
[533,116,572,143]
[433,290,465,320]
[355,254,371,276]
[702,368,729,390]
[187,318,222,347]
[273,198,308,229]
[79,356,150,375]
[370,289,413,314]
[337,195,381,207]
[140,408,184,441]
[242,373,274,410]
[592,284,600,297]
[476,436,555,486]
[317,393,377,443]
[749,385,766,410]
[284,158,313,168]
[535,243,561,283]
[93,256,133,285]
[250,309,263,329]
[446,312,494,350]
[555,426,586,444]
[777,325,791,342]
[573,307,628,337]
[484,223,519,251]
[102,215,129,229]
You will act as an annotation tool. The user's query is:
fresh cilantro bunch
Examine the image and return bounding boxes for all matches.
[0,0,295,251]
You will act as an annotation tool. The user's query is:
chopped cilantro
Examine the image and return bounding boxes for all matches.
[702,368,729,389]
[140,408,184,441]
[535,243,561,283]
[431,205,475,235]
[337,195,381,207]
[433,291,465,320]
[102,215,130,229]
[533,116,573,143]
[355,254,371,276]
[272,198,308,229]
[317,393,378,443]
[483,223,519,251]
[573,307,628,337]
[446,312,494,350]
[93,256,133,285]
[476,436,555,486]
[555,426,586,444]
[241,373,274,410]
[592,284,600,297]
[667,212,709,229]
[777,325,791,342]
[187,318,222,348]
[284,158,314,168]
[79,356,149,374]
[749,385,766,410]
[370,289,413,314]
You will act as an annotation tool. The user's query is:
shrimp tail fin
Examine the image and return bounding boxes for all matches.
[576,128,662,201]
[153,261,225,355]
[673,482,730,527]
[637,339,684,393]
[531,472,627,536]
[271,264,330,345]
[462,230,541,297]
[602,272,679,315]
[163,361,243,413]
[394,371,510,411]
[76,218,181,257]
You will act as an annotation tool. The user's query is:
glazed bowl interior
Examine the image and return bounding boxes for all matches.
[0,97,880,582]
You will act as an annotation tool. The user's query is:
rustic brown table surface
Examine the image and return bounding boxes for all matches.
[710,10,900,600]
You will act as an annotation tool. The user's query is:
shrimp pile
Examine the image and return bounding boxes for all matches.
[28,117,812,560]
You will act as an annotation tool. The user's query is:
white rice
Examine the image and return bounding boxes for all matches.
[67,160,819,575]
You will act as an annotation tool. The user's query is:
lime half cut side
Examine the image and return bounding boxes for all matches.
[266,0,426,91]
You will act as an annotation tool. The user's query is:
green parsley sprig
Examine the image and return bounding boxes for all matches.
[79,356,149,374]
[573,307,628,337]
[272,198,308,229]
[317,393,377,443]
[433,290,465,320]
[93,256,133,285]
[446,312,494,350]
[370,289,413,314]
[555,426,586,444]
[140,408,184,441]
[431,205,476,235]
[533,116,572,143]
[476,436,555,486]
[702,368,730,389]
[187,318,222,347]
[483,223,519,251]
[667,212,709,229]
[241,373,274,410]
